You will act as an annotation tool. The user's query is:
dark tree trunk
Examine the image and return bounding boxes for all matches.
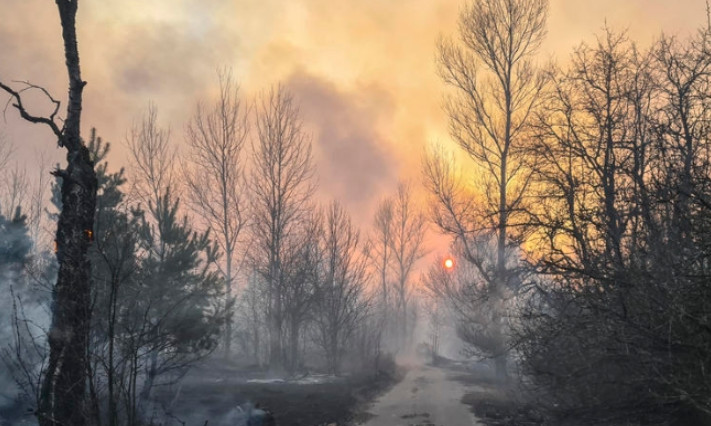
[268,274,284,372]
[288,319,301,373]
[38,2,98,425]
[225,256,233,358]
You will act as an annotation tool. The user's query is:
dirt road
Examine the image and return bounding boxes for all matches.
[360,364,482,426]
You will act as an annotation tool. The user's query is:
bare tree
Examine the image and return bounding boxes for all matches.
[239,268,269,365]
[389,183,426,347]
[0,134,13,172]
[127,102,175,215]
[314,201,370,375]
[281,209,321,373]
[518,30,656,419]
[432,0,548,379]
[370,199,393,313]
[366,198,393,343]
[0,2,98,424]
[515,22,711,422]
[249,85,315,372]
[184,69,249,357]
[28,153,52,252]
[654,29,711,242]
[419,277,446,363]
[0,134,18,215]
[366,184,425,352]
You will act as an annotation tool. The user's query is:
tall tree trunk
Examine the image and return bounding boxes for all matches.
[39,2,98,425]
[108,284,118,426]
[268,275,283,371]
[493,84,511,381]
[399,281,407,348]
[225,254,233,358]
[329,331,339,375]
[495,160,509,380]
[139,351,159,416]
[289,320,300,373]
[86,358,102,426]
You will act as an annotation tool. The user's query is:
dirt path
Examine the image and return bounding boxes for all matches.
[360,364,483,426]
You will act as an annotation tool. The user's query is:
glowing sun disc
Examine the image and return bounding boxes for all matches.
[444,258,454,269]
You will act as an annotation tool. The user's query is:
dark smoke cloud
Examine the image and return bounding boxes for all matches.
[285,71,399,225]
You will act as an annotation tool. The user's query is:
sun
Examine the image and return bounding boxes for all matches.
[443,257,454,270]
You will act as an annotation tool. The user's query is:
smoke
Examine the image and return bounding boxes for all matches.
[0,277,50,421]
[285,71,399,225]
[0,214,52,421]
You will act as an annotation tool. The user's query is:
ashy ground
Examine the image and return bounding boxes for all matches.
[153,361,400,426]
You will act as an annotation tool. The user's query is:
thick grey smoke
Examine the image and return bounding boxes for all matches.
[285,71,399,224]
[0,206,52,423]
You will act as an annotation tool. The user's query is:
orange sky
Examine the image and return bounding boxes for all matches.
[0,0,706,235]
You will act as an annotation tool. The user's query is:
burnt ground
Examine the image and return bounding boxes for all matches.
[431,357,545,426]
[154,362,403,426]
[442,357,711,426]
[458,386,543,426]
[1,362,402,426]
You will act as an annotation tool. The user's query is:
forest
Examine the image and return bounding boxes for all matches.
[2,0,711,425]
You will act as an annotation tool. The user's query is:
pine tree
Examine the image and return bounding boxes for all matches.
[50,129,225,424]
[125,188,223,419]
[0,206,31,271]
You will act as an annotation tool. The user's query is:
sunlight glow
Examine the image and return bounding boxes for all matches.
[444,257,454,270]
